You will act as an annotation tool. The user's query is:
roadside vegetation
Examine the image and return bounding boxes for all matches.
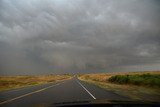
[78,71,160,102]
[0,74,72,92]
[108,73,160,87]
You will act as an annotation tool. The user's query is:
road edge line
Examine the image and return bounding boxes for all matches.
[0,83,60,105]
[76,80,96,99]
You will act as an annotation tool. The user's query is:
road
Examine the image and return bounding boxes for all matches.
[0,77,129,107]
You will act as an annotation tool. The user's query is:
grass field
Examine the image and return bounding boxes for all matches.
[0,74,72,92]
[78,71,160,102]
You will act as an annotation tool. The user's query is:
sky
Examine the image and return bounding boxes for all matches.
[0,0,160,75]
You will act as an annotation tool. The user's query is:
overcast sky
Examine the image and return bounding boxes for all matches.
[0,0,160,75]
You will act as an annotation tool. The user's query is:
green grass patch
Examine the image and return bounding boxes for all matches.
[108,73,160,87]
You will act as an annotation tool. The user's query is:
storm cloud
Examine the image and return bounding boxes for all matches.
[0,0,160,75]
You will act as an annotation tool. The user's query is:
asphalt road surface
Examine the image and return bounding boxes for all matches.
[0,77,129,107]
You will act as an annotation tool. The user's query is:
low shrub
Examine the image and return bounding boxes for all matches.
[108,73,160,87]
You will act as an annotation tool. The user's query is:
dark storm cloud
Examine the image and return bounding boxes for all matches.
[0,0,160,75]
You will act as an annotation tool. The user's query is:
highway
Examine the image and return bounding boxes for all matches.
[0,77,129,107]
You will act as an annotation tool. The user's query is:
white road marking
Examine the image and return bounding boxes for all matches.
[0,83,60,105]
[76,80,96,99]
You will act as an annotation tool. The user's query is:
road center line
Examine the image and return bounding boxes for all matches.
[0,83,60,105]
[76,80,96,99]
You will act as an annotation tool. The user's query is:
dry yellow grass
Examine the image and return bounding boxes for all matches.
[0,74,72,91]
[79,71,160,82]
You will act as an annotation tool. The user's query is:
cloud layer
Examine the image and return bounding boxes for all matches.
[0,0,160,75]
